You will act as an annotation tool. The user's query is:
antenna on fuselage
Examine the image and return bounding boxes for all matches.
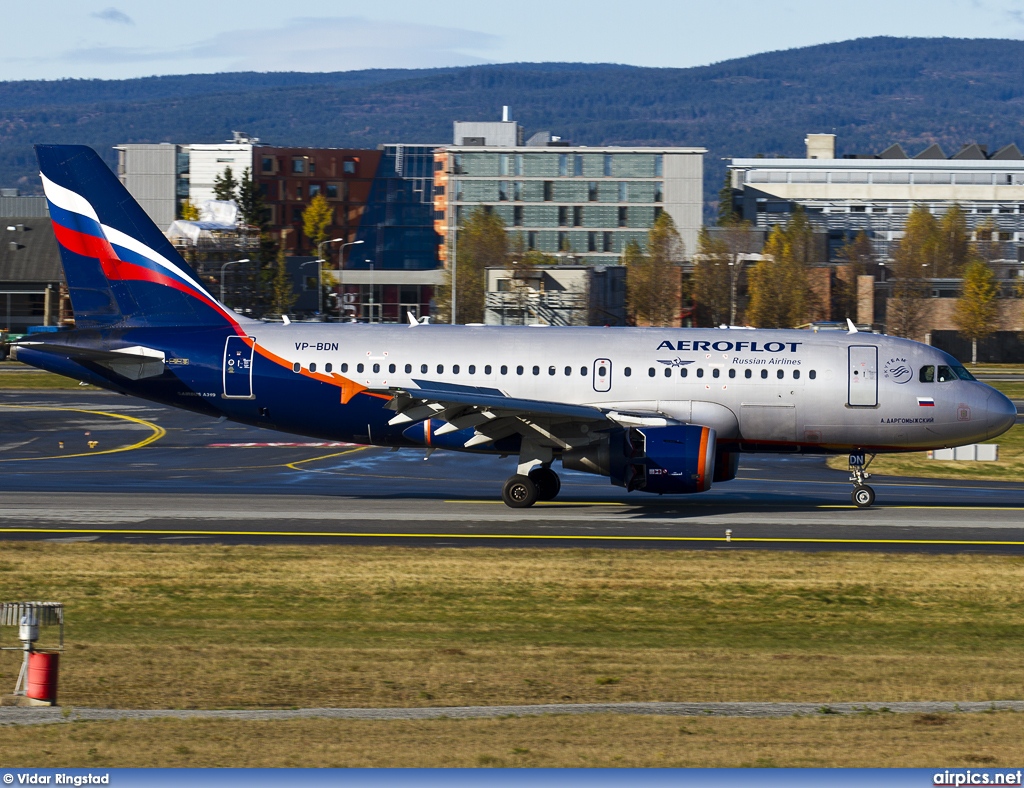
[846,318,858,334]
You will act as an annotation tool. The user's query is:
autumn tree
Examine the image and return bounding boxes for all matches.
[178,199,199,221]
[954,260,999,364]
[302,193,332,251]
[833,231,873,322]
[625,212,684,326]
[935,204,971,277]
[436,207,508,324]
[212,166,238,202]
[887,205,938,339]
[692,227,733,327]
[745,213,817,328]
[270,246,297,318]
[972,217,1001,264]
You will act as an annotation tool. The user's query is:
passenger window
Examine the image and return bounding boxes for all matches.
[809,370,816,380]
[389,363,396,374]
[357,363,364,373]
[437,364,444,374]
[580,367,587,376]
[793,369,800,380]
[501,365,508,375]
[469,365,476,374]
[309,363,317,373]
[564,366,572,376]
[549,366,556,376]
[680,368,687,378]
[761,369,768,379]
[292,362,301,373]
[712,368,720,379]
[420,364,428,374]
[405,364,412,373]
[696,368,704,379]
[661,368,669,378]
[372,363,380,374]
[453,365,460,374]
[919,365,935,383]
[937,365,955,382]
[341,363,348,373]
[325,363,332,373]
[598,366,607,376]
[648,368,656,377]
[485,365,492,374]
[533,366,540,375]
[728,369,736,379]
[624,367,632,377]
[777,369,784,379]
[744,369,751,379]
[517,365,524,375]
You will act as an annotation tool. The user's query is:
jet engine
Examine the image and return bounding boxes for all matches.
[564,424,717,495]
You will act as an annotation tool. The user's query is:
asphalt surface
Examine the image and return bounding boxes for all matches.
[3,701,1023,726]
[1,389,1023,553]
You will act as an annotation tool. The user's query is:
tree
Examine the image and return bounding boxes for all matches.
[834,231,873,322]
[179,199,199,221]
[692,227,733,327]
[302,193,332,251]
[717,170,739,226]
[270,246,297,318]
[212,166,238,202]
[625,212,683,326]
[887,205,936,339]
[972,217,1001,265]
[954,260,999,364]
[436,207,508,324]
[745,216,816,328]
[237,167,267,230]
[935,204,970,278]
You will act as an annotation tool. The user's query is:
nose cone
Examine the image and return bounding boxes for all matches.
[985,388,1018,440]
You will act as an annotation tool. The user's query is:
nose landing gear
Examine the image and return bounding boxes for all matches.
[848,452,876,508]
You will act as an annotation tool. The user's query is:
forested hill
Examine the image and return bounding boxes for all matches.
[5,36,1024,218]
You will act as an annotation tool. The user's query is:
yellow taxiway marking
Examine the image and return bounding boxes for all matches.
[284,446,370,470]
[0,404,166,461]
[2,527,1024,547]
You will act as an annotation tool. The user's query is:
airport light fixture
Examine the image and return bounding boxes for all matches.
[219,258,250,307]
[335,240,365,319]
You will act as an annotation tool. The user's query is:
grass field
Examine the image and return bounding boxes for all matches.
[0,362,92,389]
[2,712,1023,767]
[826,424,1024,481]
[2,544,1024,712]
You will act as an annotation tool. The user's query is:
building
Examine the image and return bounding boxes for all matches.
[188,133,257,205]
[114,144,190,230]
[434,115,705,266]
[729,134,1024,261]
[0,198,63,332]
[484,264,627,326]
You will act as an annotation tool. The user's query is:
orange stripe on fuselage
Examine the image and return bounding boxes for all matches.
[250,340,387,404]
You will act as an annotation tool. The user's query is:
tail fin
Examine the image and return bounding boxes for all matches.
[36,144,250,330]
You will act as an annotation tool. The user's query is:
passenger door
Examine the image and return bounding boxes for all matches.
[593,358,612,393]
[847,345,877,407]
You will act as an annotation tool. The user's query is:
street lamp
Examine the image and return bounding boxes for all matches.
[334,240,365,320]
[219,258,250,307]
[365,260,375,323]
[313,237,347,319]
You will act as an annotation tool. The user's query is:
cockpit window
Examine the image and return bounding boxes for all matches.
[919,365,934,383]
[952,366,975,381]
[937,365,956,382]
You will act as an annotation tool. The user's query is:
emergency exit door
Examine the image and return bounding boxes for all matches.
[593,358,612,393]
[848,345,877,407]
[223,336,255,398]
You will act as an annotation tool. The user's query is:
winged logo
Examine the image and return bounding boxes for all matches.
[657,358,695,368]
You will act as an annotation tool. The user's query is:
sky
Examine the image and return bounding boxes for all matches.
[4,0,1024,82]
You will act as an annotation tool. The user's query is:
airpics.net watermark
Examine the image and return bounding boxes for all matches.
[3,775,109,786]
[935,771,1024,786]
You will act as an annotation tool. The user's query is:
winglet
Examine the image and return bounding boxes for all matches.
[846,318,859,334]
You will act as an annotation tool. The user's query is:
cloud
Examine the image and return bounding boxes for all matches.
[58,16,498,72]
[91,7,134,25]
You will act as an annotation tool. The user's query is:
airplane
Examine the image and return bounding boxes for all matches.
[11,145,1018,509]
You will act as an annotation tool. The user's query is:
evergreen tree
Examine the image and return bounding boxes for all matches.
[212,166,238,202]
[270,246,297,318]
[954,260,999,364]
[237,167,267,229]
[717,170,739,226]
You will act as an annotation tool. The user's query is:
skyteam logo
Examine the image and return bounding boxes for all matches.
[883,357,913,384]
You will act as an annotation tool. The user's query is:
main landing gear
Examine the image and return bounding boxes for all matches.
[501,466,561,508]
[848,452,876,508]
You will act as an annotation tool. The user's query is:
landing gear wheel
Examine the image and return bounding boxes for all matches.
[852,485,875,508]
[529,467,561,501]
[502,475,539,508]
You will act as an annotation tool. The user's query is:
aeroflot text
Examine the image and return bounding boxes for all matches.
[656,340,802,353]
[934,771,1023,785]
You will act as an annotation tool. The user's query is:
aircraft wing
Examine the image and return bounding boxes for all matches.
[13,342,166,380]
[381,380,678,451]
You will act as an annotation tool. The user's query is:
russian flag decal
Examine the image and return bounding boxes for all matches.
[917,397,935,407]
